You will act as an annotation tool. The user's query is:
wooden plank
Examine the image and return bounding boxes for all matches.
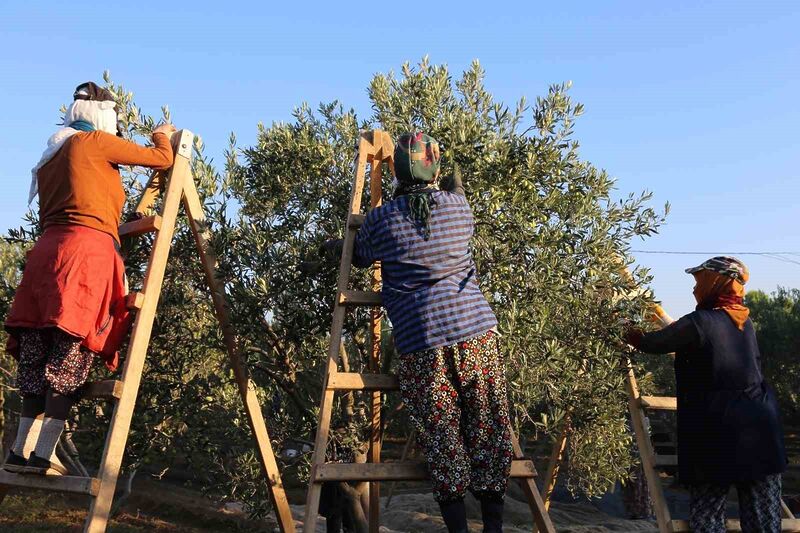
[640,395,677,410]
[0,471,99,496]
[328,372,399,391]
[339,290,382,307]
[84,130,193,533]
[314,459,537,482]
[118,214,162,238]
[349,214,365,229]
[125,292,144,311]
[671,519,800,532]
[182,174,295,533]
[83,380,123,401]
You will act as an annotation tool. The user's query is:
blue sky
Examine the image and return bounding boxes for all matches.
[1,1,798,317]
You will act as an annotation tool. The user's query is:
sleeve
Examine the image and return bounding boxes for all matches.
[635,315,702,354]
[352,213,378,268]
[96,131,174,169]
[440,171,465,197]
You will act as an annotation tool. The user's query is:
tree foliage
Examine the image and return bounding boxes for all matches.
[221,58,668,498]
[747,288,800,422]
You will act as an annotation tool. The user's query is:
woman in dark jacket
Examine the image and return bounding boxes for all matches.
[626,256,786,532]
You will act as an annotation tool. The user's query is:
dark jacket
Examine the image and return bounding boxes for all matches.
[637,310,786,485]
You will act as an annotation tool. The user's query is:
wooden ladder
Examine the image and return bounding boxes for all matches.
[302,129,556,533]
[626,302,799,532]
[0,130,296,533]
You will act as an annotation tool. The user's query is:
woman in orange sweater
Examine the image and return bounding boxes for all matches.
[3,82,175,476]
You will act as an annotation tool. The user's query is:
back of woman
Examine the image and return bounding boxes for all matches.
[354,187,496,355]
[3,81,175,478]
[352,133,510,533]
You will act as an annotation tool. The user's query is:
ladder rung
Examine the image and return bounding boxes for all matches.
[349,214,365,229]
[339,290,382,307]
[118,214,162,238]
[654,454,677,467]
[671,519,800,532]
[328,372,399,391]
[639,395,677,410]
[125,292,145,310]
[0,471,99,496]
[313,459,536,482]
[84,380,123,401]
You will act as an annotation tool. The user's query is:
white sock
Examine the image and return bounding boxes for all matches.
[12,417,42,457]
[33,418,65,463]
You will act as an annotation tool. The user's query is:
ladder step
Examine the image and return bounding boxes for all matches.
[0,471,100,496]
[671,518,800,532]
[339,290,382,307]
[349,214,365,229]
[118,214,162,238]
[84,379,123,401]
[313,459,536,482]
[328,372,399,391]
[639,395,677,410]
[125,292,145,310]
[653,454,678,467]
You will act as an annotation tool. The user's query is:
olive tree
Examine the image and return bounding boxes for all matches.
[220,57,667,502]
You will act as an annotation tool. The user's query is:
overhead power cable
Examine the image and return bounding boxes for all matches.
[631,250,800,267]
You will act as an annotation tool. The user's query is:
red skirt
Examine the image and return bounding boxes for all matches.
[5,225,130,371]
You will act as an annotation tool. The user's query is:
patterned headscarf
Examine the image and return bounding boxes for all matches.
[688,256,750,330]
[393,132,441,239]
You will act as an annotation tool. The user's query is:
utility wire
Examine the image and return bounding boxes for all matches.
[631,250,800,267]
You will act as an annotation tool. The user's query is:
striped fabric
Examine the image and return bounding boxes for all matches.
[353,190,497,354]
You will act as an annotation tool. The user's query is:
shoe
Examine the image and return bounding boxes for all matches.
[23,452,67,476]
[480,495,504,532]
[2,451,27,473]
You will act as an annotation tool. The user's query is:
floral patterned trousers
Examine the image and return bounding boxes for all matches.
[398,330,513,503]
[16,328,94,400]
[689,474,782,533]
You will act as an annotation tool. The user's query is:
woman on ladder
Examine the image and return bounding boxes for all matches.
[351,133,513,533]
[626,256,787,532]
[3,82,175,477]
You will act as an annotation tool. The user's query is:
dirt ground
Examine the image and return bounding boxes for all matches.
[0,477,659,533]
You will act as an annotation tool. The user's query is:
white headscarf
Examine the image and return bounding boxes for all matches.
[29,99,118,204]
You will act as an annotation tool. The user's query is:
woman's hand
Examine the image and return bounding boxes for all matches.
[153,123,177,137]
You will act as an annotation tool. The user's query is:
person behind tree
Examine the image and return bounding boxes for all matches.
[351,133,513,533]
[2,82,175,476]
[625,257,787,532]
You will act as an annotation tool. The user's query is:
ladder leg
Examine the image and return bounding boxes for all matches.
[305,137,373,533]
[304,388,335,532]
[182,176,295,532]
[510,428,556,533]
[0,484,10,506]
[84,144,189,533]
[625,363,672,533]
[367,162,383,533]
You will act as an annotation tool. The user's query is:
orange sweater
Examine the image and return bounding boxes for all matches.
[37,131,174,243]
